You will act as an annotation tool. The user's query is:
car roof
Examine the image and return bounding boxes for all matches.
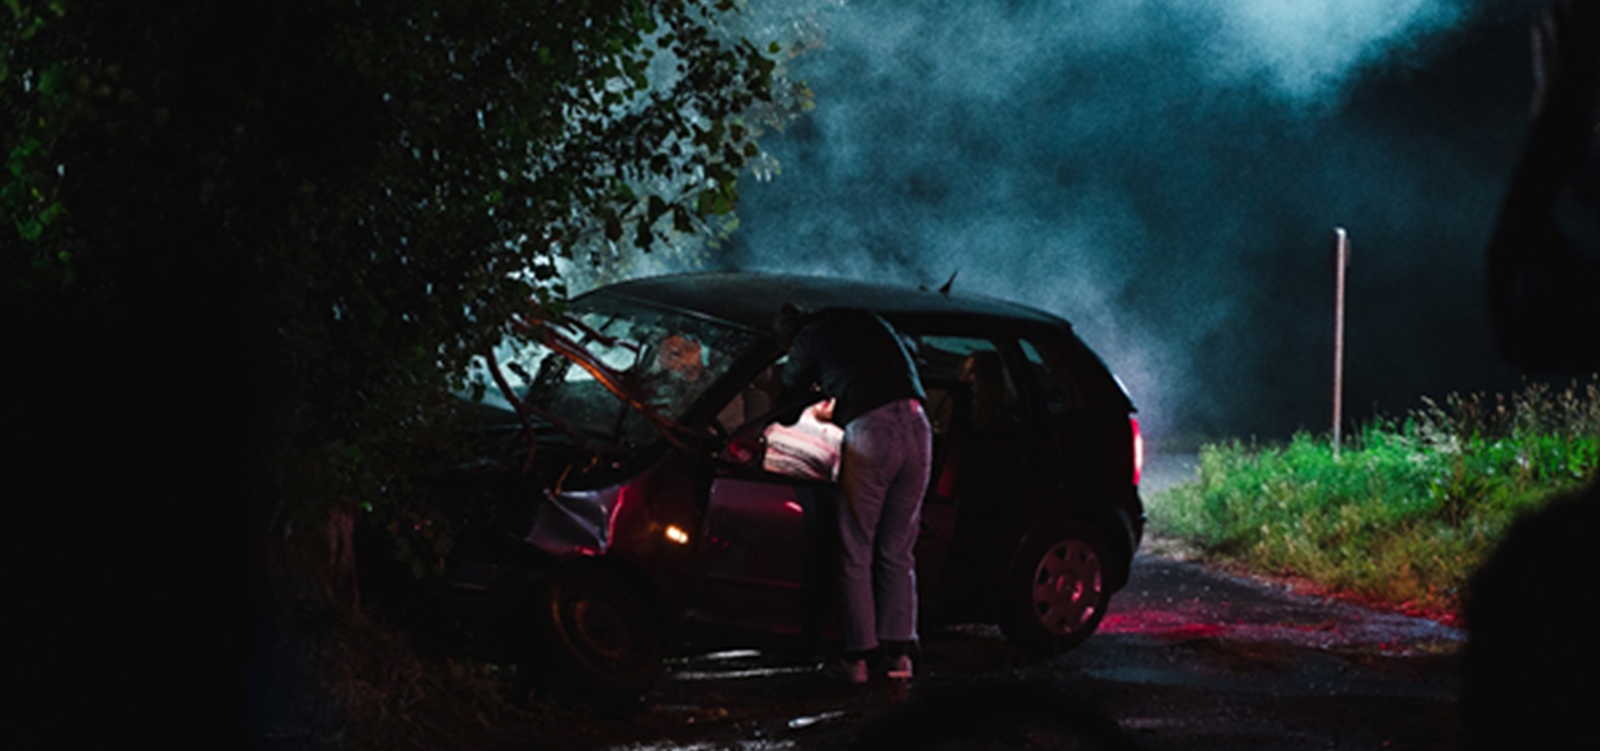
[582,271,1070,333]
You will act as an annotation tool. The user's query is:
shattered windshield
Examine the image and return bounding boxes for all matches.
[466,298,761,446]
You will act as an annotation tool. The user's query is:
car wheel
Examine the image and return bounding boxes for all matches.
[1000,518,1110,654]
[540,563,663,701]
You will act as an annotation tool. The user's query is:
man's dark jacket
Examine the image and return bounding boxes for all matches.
[781,308,926,427]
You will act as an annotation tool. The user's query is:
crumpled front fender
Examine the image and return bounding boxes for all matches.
[526,485,622,559]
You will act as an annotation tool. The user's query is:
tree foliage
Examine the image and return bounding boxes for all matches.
[4,0,805,511]
[4,3,813,739]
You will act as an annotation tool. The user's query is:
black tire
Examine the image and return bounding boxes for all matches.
[538,563,663,701]
[999,518,1112,655]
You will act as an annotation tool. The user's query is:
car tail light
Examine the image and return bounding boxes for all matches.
[1130,416,1143,486]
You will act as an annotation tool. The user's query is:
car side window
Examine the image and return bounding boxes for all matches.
[916,335,1020,431]
[714,362,781,434]
[1018,338,1081,415]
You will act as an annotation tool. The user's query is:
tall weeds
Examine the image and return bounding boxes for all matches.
[1150,377,1598,615]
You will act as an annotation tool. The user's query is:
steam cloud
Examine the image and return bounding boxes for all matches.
[1200,0,1469,100]
[701,0,1536,442]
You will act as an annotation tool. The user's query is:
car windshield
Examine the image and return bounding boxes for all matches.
[466,297,761,446]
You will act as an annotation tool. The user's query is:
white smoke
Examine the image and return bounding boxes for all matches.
[650,0,1521,442]
[1196,0,1472,103]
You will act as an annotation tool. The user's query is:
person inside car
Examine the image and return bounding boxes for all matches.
[958,350,1016,429]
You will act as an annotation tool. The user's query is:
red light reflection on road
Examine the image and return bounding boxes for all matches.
[1101,608,1228,641]
[1101,602,1462,654]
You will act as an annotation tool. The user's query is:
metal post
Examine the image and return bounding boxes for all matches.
[1332,228,1350,459]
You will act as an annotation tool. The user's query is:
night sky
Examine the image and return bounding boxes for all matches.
[676,0,1561,446]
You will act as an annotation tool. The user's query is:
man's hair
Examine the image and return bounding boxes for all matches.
[772,302,806,350]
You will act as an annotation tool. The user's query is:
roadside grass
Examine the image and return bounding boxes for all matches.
[1148,378,1598,616]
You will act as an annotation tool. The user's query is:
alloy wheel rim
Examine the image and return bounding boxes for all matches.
[1030,538,1103,635]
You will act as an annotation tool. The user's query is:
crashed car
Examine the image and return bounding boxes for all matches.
[365,272,1144,697]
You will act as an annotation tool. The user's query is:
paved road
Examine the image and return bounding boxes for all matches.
[562,454,1466,751]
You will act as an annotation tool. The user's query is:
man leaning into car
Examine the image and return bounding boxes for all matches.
[774,303,933,684]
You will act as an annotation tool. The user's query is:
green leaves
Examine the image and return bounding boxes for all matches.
[5,136,42,177]
[2,0,811,523]
[672,204,695,234]
[13,200,62,240]
[603,209,624,242]
[4,0,63,43]
[35,61,62,96]
[696,181,737,216]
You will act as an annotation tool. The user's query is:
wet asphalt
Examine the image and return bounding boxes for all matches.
[555,453,1466,750]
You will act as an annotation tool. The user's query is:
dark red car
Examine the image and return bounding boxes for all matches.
[366,272,1144,698]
